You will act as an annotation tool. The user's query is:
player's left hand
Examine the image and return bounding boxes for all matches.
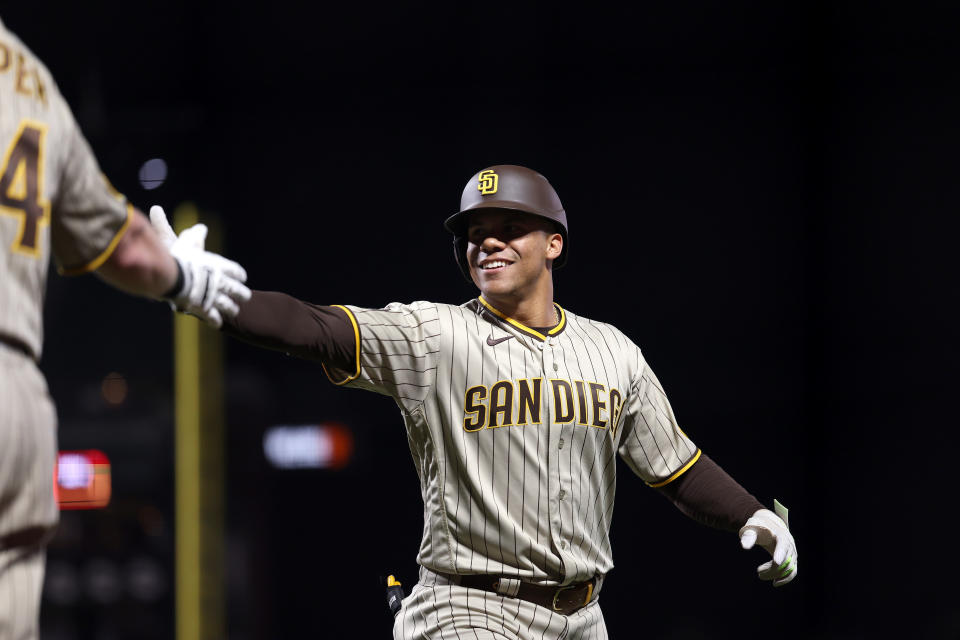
[149,205,251,328]
[739,505,797,587]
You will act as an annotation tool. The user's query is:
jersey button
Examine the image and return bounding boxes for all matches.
[553,363,559,371]
[558,438,564,449]
[559,540,567,549]
[558,490,566,500]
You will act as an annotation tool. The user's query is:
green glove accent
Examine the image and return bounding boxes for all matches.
[774,499,789,528]
[777,556,794,576]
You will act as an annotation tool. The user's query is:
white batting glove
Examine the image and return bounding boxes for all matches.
[739,500,797,587]
[149,205,251,328]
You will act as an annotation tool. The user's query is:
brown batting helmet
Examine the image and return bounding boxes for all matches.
[444,165,569,283]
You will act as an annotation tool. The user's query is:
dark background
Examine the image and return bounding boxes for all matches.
[4,2,958,638]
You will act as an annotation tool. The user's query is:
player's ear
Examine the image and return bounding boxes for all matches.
[545,232,563,261]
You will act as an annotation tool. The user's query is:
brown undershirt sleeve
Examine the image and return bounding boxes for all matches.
[221,290,357,372]
[654,453,765,533]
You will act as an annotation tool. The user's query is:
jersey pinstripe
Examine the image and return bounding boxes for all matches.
[330,296,699,585]
[0,19,132,360]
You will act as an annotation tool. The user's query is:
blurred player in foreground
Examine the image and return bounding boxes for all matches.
[158,165,797,639]
[0,17,250,639]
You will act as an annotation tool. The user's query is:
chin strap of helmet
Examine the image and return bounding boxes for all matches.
[453,236,473,283]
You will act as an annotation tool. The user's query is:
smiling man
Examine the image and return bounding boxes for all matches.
[189,165,798,639]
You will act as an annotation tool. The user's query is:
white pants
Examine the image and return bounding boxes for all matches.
[394,567,609,640]
[0,347,59,640]
[0,545,45,640]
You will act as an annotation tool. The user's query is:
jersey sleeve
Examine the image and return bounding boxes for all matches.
[49,100,132,275]
[617,347,700,486]
[325,301,441,408]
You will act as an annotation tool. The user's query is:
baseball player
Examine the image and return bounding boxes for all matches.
[0,18,250,639]
[169,164,797,639]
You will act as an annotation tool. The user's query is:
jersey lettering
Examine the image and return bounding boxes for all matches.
[574,380,589,425]
[589,382,608,428]
[516,378,542,425]
[0,42,48,105]
[488,380,514,427]
[609,389,624,436]
[463,385,487,432]
[0,120,49,256]
[461,377,618,431]
[551,379,575,424]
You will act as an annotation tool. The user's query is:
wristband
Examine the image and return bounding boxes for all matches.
[162,258,185,299]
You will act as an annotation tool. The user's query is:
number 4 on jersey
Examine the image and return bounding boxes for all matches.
[0,120,49,256]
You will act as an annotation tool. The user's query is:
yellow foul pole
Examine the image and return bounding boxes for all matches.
[174,203,225,640]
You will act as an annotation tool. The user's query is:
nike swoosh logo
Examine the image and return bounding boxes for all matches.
[486,335,514,347]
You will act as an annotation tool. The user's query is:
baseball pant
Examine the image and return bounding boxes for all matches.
[0,345,59,640]
[394,567,608,640]
[0,545,45,640]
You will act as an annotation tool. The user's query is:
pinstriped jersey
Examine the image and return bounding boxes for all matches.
[330,296,699,585]
[0,19,132,360]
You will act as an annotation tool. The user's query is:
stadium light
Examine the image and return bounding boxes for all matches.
[262,423,353,470]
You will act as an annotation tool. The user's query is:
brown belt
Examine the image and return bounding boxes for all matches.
[0,526,52,551]
[455,574,596,616]
[0,334,33,359]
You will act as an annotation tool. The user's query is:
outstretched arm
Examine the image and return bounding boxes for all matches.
[145,206,350,356]
[221,291,356,373]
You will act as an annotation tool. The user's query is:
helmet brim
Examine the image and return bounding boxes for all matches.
[444,204,566,237]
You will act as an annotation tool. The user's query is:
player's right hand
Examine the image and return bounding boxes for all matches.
[149,205,251,328]
[739,507,797,587]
